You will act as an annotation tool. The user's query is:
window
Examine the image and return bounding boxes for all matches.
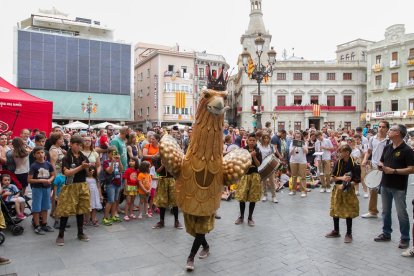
[327,122,335,130]
[343,95,352,106]
[140,108,143,116]
[181,66,187,78]
[310,73,319,80]
[375,101,381,112]
[327,95,335,106]
[409,70,414,81]
[343,73,352,80]
[277,95,286,106]
[409,99,414,110]
[346,54,350,61]
[392,52,398,61]
[351,52,355,61]
[147,69,150,78]
[340,55,344,61]
[376,55,382,64]
[278,122,285,131]
[391,72,398,83]
[375,75,382,86]
[327,73,336,80]
[293,95,302,105]
[310,95,319,105]
[168,65,174,72]
[391,100,398,111]
[172,106,176,114]
[147,107,150,116]
[277,73,286,80]
[166,106,170,114]
[199,68,205,79]
[184,108,189,115]
[409,48,414,58]
[294,122,301,131]
[344,122,351,130]
[293,73,302,80]
[140,72,143,81]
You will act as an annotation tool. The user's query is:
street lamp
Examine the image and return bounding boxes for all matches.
[241,33,277,130]
[271,112,277,133]
[81,95,98,129]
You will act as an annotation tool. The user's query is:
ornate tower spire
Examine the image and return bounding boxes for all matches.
[240,0,272,59]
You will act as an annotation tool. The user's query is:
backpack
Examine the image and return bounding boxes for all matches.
[5,150,16,172]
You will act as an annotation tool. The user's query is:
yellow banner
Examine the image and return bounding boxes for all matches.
[175,91,186,108]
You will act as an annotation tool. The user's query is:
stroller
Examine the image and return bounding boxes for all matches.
[0,197,24,244]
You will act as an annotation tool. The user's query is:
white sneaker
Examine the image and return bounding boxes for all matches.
[301,192,307,198]
[355,191,360,196]
[272,197,278,203]
[320,188,326,193]
[326,188,332,193]
[261,196,267,202]
[363,193,369,198]
[401,248,414,257]
[361,212,378,219]
[288,191,296,196]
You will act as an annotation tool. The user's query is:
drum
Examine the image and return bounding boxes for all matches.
[364,169,382,189]
[258,155,280,179]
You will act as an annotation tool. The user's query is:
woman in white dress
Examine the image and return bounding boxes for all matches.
[258,132,278,203]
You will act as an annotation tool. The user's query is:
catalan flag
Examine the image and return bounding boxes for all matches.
[313,104,321,117]
[175,91,186,109]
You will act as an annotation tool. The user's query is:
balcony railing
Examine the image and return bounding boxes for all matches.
[406,80,414,89]
[371,63,383,72]
[164,71,174,77]
[371,85,385,93]
[251,106,264,112]
[274,105,356,112]
[389,60,400,69]
[407,57,414,66]
[388,82,402,91]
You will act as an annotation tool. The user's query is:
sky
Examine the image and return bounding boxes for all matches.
[1,0,414,83]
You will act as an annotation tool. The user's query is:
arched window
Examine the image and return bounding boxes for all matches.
[346,54,350,61]
[351,52,355,61]
[340,55,344,61]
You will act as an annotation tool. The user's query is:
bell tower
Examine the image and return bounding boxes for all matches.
[241,0,272,60]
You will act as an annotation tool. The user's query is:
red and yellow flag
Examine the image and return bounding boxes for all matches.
[175,91,186,108]
[247,57,254,78]
[313,104,320,117]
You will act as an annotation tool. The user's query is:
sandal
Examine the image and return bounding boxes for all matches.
[123,215,130,221]
[129,214,137,219]
[92,220,100,227]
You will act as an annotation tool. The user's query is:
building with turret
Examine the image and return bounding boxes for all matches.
[234,0,371,131]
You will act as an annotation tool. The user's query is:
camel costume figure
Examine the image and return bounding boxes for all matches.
[159,65,251,271]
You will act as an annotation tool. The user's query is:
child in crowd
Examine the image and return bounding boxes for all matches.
[148,164,158,216]
[137,161,152,219]
[28,146,55,235]
[102,147,123,226]
[0,174,26,219]
[325,145,359,243]
[123,159,139,221]
[99,131,109,150]
[84,166,102,226]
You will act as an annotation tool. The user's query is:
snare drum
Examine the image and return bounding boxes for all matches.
[364,169,382,189]
[258,155,280,179]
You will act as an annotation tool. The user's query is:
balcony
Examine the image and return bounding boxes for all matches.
[371,85,385,93]
[251,106,264,112]
[274,105,356,112]
[388,82,402,91]
[406,80,414,89]
[164,71,174,77]
[389,60,400,69]
[371,63,383,72]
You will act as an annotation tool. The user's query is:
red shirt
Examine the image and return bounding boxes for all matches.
[123,168,138,187]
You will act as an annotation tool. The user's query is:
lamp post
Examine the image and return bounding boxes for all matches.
[271,112,277,133]
[81,95,98,129]
[241,33,277,130]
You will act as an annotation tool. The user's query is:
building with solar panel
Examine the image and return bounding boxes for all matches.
[14,8,132,125]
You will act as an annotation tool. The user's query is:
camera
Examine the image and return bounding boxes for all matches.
[292,140,303,147]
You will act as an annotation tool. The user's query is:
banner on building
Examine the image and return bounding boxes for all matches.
[312,104,320,117]
[175,91,186,108]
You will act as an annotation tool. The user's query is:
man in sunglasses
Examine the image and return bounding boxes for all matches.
[374,124,414,251]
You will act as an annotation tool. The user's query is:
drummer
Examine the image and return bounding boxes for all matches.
[258,131,278,203]
[234,133,262,226]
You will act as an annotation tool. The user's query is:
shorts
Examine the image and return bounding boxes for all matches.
[16,173,29,188]
[32,187,51,212]
[150,188,156,198]
[106,184,121,203]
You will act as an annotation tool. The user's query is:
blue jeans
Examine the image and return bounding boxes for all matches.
[381,186,410,241]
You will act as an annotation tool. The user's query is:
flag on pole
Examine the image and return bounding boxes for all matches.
[312,104,320,117]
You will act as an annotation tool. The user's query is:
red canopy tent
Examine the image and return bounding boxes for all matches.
[0,77,53,137]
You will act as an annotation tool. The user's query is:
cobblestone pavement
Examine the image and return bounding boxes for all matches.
[0,184,413,276]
